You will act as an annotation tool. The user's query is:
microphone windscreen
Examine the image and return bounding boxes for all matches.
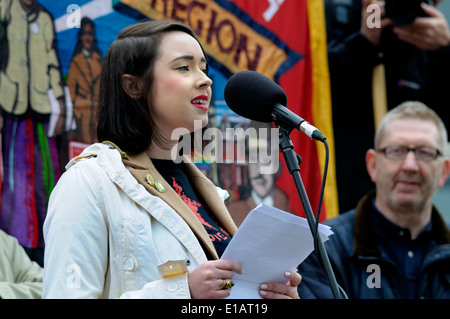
[224,70,287,122]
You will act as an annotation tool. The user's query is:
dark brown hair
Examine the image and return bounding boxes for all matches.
[96,20,206,154]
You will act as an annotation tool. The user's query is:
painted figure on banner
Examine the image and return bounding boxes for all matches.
[67,17,102,145]
[226,121,290,227]
[0,0,65,266]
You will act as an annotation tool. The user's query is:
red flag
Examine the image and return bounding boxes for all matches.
[229,0,338,220]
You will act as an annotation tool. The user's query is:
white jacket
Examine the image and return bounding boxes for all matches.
[43,143,237,298]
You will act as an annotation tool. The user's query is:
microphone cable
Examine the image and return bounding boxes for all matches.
[312,139,348,299]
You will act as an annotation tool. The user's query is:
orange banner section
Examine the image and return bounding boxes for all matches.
[121,0,287,79]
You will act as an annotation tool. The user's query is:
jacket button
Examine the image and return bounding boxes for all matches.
[185,259,191,266]
[123,258,137,271]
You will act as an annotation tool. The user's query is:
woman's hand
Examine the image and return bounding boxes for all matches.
[259,270,302,299]
[188,260,242,299]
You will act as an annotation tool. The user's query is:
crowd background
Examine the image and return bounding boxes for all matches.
[434,0,450,220]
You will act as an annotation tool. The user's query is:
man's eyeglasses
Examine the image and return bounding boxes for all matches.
[376,145,442,162]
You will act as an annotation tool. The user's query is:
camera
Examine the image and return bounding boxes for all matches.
[384,0,433,26]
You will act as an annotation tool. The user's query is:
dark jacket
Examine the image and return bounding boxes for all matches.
[297,191,450,299]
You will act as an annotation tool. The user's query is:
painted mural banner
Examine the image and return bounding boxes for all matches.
[0,0,337,264]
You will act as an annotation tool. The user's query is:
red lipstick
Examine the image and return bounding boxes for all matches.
[191,94,209,111]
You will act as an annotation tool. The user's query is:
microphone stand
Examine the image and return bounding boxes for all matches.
[278,127,344,299]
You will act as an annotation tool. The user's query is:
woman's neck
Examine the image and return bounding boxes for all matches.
[146,141,176,160]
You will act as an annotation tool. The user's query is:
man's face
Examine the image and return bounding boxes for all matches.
[366,118,449,212]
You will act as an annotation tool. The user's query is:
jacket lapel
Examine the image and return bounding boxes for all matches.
[123,153,236,260]
[353,190,381,257]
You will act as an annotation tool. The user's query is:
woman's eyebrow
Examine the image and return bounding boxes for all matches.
[170,55,207,63]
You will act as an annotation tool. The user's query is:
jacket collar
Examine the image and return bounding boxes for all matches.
[122,151,237,260]
[353,190,450,257]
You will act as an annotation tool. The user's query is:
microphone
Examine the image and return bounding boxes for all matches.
[224,70,326,142]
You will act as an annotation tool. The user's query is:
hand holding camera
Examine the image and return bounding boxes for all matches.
[384,0,431,26]
[362,0,450,51]
[391,2,450,51]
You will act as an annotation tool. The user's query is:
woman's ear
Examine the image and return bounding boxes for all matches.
[122,74,142,99]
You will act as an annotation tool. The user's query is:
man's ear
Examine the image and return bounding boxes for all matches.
[438,157,450,188]
[366,149,377,183]
[122,74,142,99]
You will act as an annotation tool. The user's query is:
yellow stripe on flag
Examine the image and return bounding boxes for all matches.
[307,0,339,219]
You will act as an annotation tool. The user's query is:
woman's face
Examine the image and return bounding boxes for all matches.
[150,31,212,141]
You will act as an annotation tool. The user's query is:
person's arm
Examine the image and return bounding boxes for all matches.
[0,231,43,299]
[296,212,356,299]
[42,12,65,135]
[326,0,390,76]
[42,164,110,298]
[400,3,450,132]
[297,251,337,299]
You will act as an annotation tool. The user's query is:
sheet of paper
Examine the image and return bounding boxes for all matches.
[221,203,333,299]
